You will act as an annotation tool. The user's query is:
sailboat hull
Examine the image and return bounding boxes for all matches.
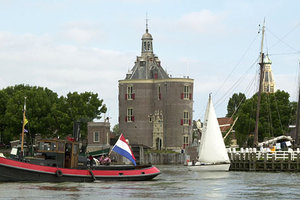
[188,163,230,172]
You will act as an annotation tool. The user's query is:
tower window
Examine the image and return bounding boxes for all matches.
[183,111,189,125]
[265,72,269,82]
[148,42,151,50]
[183,136,189,149]
[157,85,161,100]
[126,86,134,100]
[140,61,146,66]
[127,108,134,122]
[183,85,190,99]
[144,42,146,51]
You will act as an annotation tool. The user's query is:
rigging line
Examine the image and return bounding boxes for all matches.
[265,30,269,54]
[244,72,258,97]
[214,56,260,107]
[228,94,246,119]
[269,22,300,50]
[215,56,259,106]
[227,68,257,124]
[266,27,298,52]
[273,92,284,134]
[269,51,300,56]
[213,33,260,98]
[266,93,274,137]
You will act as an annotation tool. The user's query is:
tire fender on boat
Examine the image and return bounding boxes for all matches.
[55,169,63,177]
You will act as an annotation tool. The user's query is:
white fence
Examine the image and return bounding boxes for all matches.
[228,147,300,161]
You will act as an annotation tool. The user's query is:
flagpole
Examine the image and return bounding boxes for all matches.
[21,97,27,154]
[109,133,122,156]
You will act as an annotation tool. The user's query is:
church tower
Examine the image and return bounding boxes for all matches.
[262,55,276,93]
[119,23,194,151]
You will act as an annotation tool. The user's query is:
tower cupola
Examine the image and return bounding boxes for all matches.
[141,21,153,55]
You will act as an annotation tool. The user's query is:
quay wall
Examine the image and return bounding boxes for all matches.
[144,153,185,165]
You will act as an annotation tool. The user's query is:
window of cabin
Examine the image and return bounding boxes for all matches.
[58,142,64,152]
[73,144,79,154]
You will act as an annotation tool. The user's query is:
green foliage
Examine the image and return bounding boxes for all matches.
[0,84,107,144]
[234,90,296,147]
[226,93,246,117]
[113,124,120,136]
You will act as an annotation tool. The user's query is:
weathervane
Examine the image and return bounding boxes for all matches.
[145,13,150,32]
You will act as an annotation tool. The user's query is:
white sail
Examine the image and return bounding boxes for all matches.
[198,95,230,163]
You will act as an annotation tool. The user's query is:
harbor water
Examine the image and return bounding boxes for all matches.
[0,165,300,200]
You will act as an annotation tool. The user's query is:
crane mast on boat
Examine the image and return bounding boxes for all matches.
[295,61,300,146]
[254,19,265,146]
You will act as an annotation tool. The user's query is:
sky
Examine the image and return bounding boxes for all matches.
[0,0,300,128]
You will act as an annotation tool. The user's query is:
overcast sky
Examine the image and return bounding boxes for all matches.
[0,0,300,128]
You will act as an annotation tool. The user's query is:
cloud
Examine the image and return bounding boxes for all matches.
[59,21,105,44]
[177,10,226,34]
[0,31,133,126]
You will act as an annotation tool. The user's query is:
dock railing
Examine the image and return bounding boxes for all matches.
[228,147,300,171]
[228,148,300,161]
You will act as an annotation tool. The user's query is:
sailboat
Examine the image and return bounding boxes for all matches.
[188,94,230,171]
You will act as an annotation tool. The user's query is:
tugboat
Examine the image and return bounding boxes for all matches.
[0,98,160,182]
[0,138,160,182]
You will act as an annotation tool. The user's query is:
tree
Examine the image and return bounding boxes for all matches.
[0,90,8,143]
[234,90,296,147]
[3,85,60,143]
[57,91,107,138]
[0,84,107,143]
[226,93,246,117]
[113,123,120,136]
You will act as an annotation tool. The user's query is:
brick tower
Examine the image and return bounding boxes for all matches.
[118,24,194,151]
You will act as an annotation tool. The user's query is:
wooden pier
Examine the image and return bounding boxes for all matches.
[229,149,300,172]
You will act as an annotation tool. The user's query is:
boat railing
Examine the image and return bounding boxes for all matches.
[227,148,300,161]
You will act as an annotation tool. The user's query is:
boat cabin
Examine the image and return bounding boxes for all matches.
[35,139,79,168]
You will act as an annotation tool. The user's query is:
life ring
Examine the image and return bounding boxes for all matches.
[55,169,63,177]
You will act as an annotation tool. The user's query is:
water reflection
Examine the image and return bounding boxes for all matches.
[39,186,79,191]
[1,166,300,200]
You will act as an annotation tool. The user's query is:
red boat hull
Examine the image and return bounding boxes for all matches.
[0,157,160,182]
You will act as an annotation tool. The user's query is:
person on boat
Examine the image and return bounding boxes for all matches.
[103,155,111,165]
[99,154,105,165]
[88,154,94,168]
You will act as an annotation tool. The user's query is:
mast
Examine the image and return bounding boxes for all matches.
[254,19,265,146]
[21,97,27,154]
[295,61,300,146]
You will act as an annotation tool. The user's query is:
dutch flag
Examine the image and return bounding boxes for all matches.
[112,133,136,166]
